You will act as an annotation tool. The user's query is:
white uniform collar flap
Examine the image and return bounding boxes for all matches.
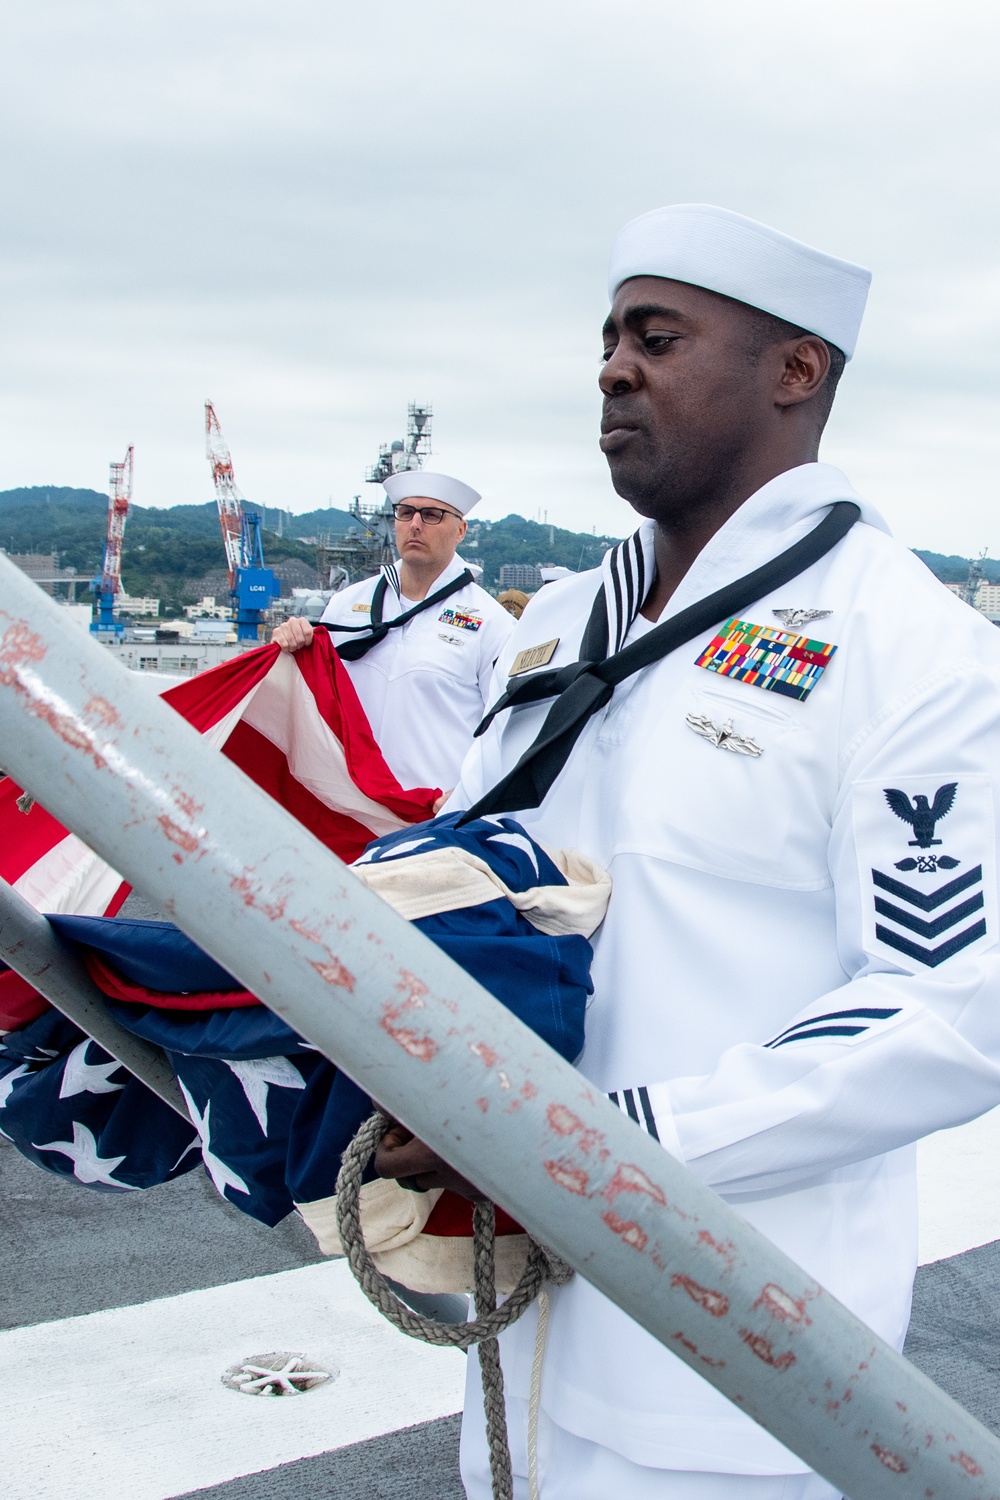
[379,553,471,613]
[600,464,886,642]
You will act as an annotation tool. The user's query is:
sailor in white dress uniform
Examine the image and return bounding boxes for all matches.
[272,471,513,790]
[372,206,1000,1497]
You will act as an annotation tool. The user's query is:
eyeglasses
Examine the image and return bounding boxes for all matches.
[392,503,461,526]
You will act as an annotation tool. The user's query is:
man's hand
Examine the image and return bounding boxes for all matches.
[271,618,315,653]
[431,790,453,816]
[374,1120,483,1199]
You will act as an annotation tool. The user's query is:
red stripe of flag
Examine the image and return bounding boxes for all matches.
[1,632,438,1022]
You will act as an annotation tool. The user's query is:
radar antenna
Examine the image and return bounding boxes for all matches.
[366,403,432,484]
[963,548,989,608]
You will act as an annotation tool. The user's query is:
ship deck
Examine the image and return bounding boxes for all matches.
[4,1109,1000,1499]
[5,904,1000,1500]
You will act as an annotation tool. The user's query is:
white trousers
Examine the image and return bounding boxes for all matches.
[460,1391,841,1500]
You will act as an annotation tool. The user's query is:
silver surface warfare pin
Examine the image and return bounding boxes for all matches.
[772,608,832,628]
[686,713,762,757]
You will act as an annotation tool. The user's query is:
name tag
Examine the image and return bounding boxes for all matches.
[438,607,482,632]
[510,638,559,675]
[695,618,836,702]
[352,603,371,613]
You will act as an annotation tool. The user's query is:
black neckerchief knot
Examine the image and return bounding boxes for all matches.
[460,501,859,822]
[315,568,475,661]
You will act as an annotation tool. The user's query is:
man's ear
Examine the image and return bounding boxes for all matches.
[456,518,468,543]
[775,335,831,409]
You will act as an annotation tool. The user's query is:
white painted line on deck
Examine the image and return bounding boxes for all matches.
[0,1259,465,1500]
[6,1109,998,1500]
[918,1102,1000,1264]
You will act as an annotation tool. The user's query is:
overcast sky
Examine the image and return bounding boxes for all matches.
[2,0,998,553]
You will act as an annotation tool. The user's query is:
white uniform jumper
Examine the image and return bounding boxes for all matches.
[452,462,1000,1485]
[319,556,513,790]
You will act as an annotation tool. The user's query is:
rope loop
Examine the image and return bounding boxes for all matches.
[335,1110,572,1500]
[334,1110,571,1350]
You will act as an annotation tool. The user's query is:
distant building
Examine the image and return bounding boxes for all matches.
[184,595,232,621]
[190,619,234,642]
[499,564,541,591]
[942,580,1000,621]
[7,549,58,581]
[975,584,1000,620]
[4,551,76,598]
[99,639,243,677]
[268,587,340,628]
[115,593,160,618]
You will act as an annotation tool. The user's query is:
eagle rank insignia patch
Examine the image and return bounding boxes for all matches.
[695,617,837,702]
[854,775,997,971]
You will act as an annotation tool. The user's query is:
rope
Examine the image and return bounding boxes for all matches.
[335,1110,572,1499]
[473,1198,514,1500]
[527,1288,551,1500]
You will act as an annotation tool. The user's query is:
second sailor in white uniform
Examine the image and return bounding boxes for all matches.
[272,471,513,789]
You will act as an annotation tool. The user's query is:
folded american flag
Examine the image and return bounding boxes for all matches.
[0,638,612,1291]
[0,633,439,1028]
[0,815,608,1270]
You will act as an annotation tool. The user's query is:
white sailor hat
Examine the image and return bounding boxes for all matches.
[608,204,871,359]
[383,471,481,516]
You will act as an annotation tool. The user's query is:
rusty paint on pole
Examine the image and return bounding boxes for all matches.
[2,556,1000,1499]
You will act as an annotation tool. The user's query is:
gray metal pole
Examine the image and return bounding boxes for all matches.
[0,877,188,1117]
[1,557,997,1499]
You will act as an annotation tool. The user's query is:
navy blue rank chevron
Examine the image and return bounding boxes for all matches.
[855,776,996,973]
[0,815,596,1226]
[765,1006,902,1049]
[871,865,986,969]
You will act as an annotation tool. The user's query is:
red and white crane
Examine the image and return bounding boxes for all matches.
[204,401,280,641]
[92,444,134,633]
[204,402,245,590]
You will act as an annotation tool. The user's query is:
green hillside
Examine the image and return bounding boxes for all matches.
[913,549,1000,584]
[0,487,622,606]
[2,487,992,613]
[285,505,361,538]
[463,515,620,581]
[0,487,329,615]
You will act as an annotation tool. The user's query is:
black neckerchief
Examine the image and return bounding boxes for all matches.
[460,502,859,822]
[315,568,475,661]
